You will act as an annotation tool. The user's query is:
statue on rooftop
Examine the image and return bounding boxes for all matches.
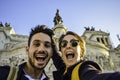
[117,34,120,42]
[91,26,95,31]
[0,22,4,27]
[84,26,95,31]
[5,22,10,27]
[84,26,90,31]
[53,9,63,26]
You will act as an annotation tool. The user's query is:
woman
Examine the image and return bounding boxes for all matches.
[52,31,120,80]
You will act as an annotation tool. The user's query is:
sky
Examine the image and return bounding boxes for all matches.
[0,0,120,47]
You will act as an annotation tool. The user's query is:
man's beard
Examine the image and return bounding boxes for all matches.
[28,57,44,70]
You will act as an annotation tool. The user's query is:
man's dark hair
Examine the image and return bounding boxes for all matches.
[28,25,57,53]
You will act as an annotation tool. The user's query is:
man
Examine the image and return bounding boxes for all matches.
[0,25,56,80]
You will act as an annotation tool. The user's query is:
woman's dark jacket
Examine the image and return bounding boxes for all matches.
[52,51,120,80]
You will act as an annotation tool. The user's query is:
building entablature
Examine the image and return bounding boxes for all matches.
[86,40,109,50]
[52,24,67,31]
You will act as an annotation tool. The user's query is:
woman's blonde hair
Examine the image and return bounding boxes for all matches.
[59,31,86,59]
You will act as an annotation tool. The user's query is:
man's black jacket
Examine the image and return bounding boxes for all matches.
[0,62,49,80]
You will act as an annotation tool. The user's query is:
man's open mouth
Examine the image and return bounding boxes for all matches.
[36,56,46,61]
[35,53,48,64]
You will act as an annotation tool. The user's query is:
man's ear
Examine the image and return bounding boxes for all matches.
[26,46,29,54]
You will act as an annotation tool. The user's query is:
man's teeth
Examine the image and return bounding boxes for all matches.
[36,57,45,61]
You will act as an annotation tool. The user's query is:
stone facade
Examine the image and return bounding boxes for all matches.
[0,22,120,79]
[0,10,120,79]
[82,28,117,72]
[0,24,28,66]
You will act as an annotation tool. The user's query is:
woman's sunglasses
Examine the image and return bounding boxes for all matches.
[60,39,79,48]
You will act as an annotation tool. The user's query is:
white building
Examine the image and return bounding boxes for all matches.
[0,23,28,66]
[0,10,120,79]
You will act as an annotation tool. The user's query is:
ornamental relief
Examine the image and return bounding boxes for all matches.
[4,43,15,50]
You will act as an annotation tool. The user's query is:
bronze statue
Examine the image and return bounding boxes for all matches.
[117,34,120,42]
[0,22,3,27]
[5,22,10,27]
[53,9,63,25]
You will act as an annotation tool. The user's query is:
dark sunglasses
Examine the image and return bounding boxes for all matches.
[60,39,79,48]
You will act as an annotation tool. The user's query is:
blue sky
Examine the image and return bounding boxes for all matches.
[0,0,120,47]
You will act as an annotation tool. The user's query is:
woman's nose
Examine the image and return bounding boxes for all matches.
[66,42,71,48]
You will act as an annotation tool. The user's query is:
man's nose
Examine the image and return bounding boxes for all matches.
[38,44,45,51]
